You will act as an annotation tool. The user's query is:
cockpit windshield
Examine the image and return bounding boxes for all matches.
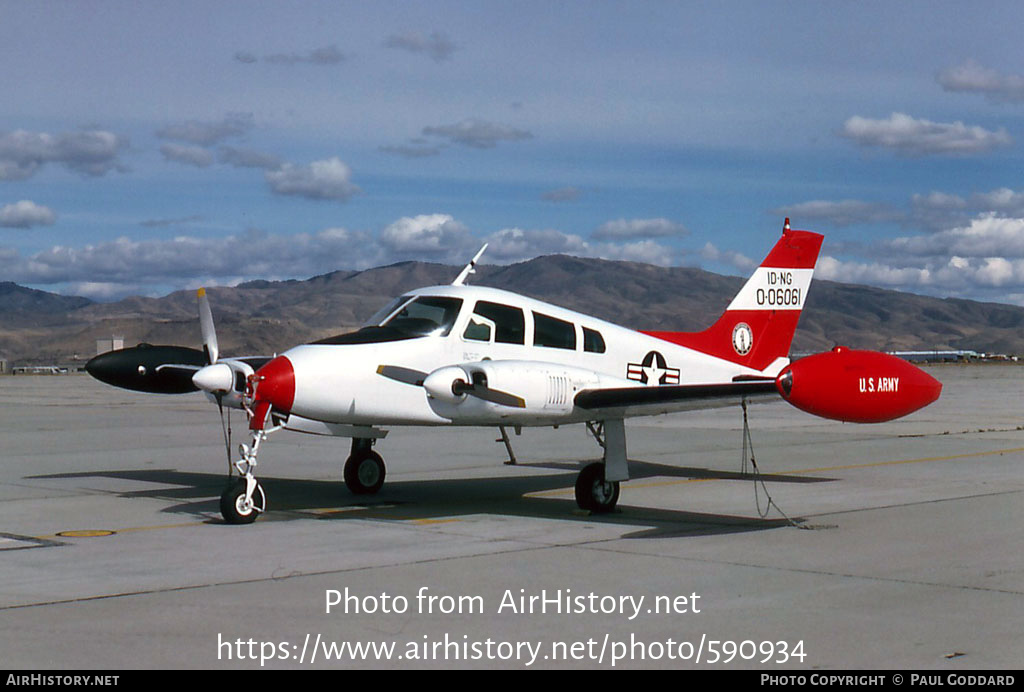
[379,296,464,337]
[362,295,413,328]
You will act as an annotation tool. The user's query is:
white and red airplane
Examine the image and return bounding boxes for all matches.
[86,220,942,524]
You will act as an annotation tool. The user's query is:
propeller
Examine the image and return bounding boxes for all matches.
[191,288,237,395]
[197,287,219,365]
[378,364,525,408]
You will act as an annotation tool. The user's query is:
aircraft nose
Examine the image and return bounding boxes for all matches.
[253,355,295,415]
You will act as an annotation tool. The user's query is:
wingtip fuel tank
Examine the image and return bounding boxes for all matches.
[776,346,942,423]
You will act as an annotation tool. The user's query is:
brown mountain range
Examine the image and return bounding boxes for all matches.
[3,255,1024,366]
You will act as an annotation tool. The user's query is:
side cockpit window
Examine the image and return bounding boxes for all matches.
[533,312,576,350]
[464,301,526,344]
[583,326,606,353]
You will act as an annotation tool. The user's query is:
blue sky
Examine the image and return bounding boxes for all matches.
[3,1,1024,303]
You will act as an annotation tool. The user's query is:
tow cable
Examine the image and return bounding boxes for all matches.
[741,399,825,530]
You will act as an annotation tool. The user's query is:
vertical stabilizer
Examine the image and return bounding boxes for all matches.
[643,220,823,374]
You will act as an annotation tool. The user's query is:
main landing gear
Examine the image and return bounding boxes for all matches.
[575,462,620,512]
[574,419,628,514]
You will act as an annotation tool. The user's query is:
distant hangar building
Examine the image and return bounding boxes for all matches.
[96,336,125,355]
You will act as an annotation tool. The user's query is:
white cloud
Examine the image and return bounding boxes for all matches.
[378,143,444,158]
[541,187,582,203]
[219,146,282,170]
[234,46,347,66]
[0,200,56,228]
[593,217,687,240]
[483,227,675,266]
[838,112,1012,156]
[160,143,214,168]
[938,60,1024,103]
[263,45,347,66]
[379,214,472,254]
[813,213,1024,302]
[384,32,458,62]
[771,200,903,228]
[699,242,756,271]
[885,213,1024,259]
[815,255,933,287]
[156,113,254,146]
[0,227,383,287]
[423,119,533,149]
[484,228,589,262]
[265,157,360,201]
[594,239,675,266]
[0,129,128,179]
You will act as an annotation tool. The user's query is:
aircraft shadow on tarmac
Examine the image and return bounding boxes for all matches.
[29,458,834,539]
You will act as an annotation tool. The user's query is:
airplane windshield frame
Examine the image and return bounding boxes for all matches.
[362,295,414,328]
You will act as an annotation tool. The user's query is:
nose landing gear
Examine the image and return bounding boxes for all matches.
[219,429,270,524]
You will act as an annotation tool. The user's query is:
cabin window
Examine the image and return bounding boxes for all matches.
[533,312,576,350]
[380,296,463,337]
[583,327,606,353]
[472,301,526,344]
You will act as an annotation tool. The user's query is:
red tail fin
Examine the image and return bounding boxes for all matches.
[643,220,824,374]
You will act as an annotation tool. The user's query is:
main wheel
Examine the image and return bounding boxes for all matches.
[575,462,620,513]
[344,451,386,495]
[220,479,265,524]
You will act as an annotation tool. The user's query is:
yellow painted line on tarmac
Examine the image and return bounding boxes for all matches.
[527,445,1024,498]
[56,529,116,538]
[42,521,206,540]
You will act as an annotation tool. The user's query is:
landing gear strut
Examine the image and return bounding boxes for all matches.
[220,429,268,524]
[344,438,386,495]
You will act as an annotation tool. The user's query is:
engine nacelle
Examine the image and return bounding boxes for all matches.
[424,360,617,423]
[85,344,207,394]
[776,346,942,423]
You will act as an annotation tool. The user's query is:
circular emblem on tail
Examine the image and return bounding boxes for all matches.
[732,322,753,356]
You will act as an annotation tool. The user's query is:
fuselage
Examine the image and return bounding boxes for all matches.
[272,284,784,428]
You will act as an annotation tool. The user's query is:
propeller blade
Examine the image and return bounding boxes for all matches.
[376,365,428,386]
[197,287,218,364]
[452,380,526,408]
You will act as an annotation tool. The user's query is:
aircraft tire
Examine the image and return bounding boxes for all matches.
[220,479,264,524]
[575,462,619,513]
[344,451,386,495]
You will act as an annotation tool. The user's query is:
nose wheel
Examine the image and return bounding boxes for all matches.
[220,478,265,524]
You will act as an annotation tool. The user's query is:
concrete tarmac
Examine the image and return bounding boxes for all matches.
[0,365,1021,669]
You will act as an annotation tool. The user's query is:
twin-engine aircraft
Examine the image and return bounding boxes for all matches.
[86,220,942,524]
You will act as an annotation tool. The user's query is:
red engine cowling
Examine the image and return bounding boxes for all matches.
[776,346,942,423]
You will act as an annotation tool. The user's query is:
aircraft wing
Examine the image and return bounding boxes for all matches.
[573,377,779,418]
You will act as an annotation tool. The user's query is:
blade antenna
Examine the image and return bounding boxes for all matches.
[452,244,488,286]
